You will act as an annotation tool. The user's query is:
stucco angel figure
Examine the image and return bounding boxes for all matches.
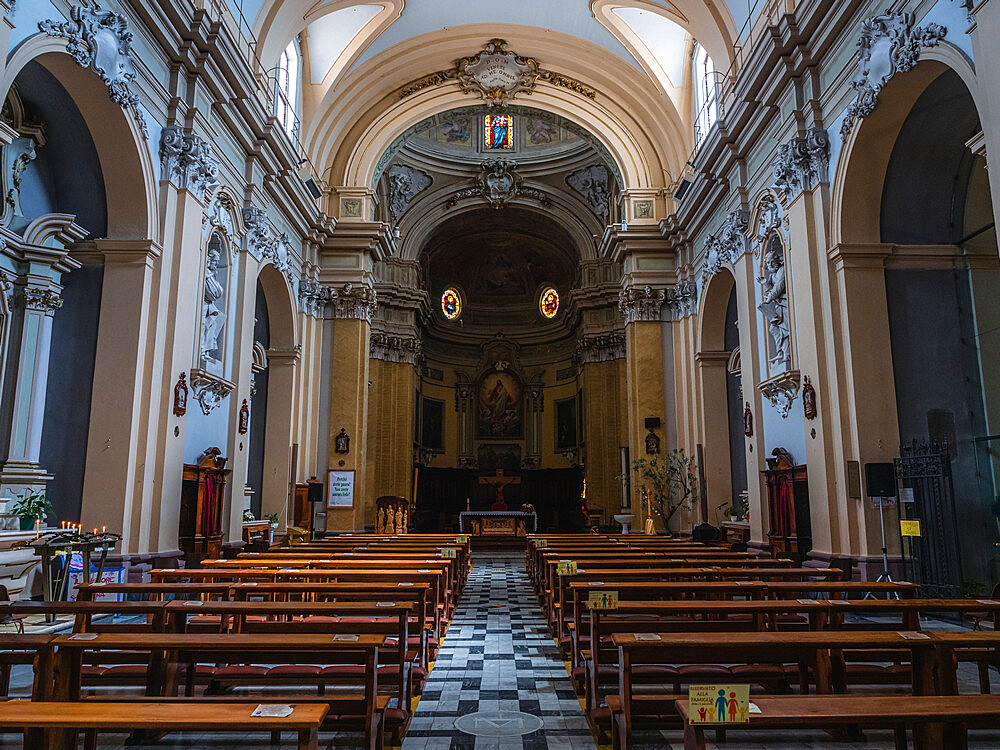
[758,239,790,368]
[201,244,227,370]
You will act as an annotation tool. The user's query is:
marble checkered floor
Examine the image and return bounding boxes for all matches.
[401,553,597,750]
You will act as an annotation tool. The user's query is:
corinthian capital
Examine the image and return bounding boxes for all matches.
[159,126,219,203]
[331,283,377,323]
[22,287,63,313]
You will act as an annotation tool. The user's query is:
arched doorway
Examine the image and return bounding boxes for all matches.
[698,269,746,524]
[837,60,999,592]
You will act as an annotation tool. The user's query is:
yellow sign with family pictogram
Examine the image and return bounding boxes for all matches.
[688,684,751,724]
[900,520,921,537]
[556,561,577,575]
[438,547,458,558]
[535,539,547,547]
[587,590,619,609]
[455,535,470,544]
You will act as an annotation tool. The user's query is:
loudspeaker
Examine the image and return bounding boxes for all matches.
[307,481,324,504]
[864,462,897,498]
[674,177,692,201]
[644,417,661,430]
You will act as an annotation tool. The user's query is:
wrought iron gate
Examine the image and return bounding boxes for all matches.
[894,440,963,597]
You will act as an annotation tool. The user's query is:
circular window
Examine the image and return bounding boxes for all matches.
[539,287,559,319]
[441,288,462,320]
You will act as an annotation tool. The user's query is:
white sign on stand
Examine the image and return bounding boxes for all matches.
[327,470,355,507]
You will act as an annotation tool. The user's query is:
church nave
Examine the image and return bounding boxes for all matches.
[402,555,596,750]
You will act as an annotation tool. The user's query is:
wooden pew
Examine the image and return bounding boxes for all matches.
[50,632,386,750]
[0,601,167,634]
[75,582,234,602]
[608,630,945,748]
[675,695,1000,750]
[0,700,329,750]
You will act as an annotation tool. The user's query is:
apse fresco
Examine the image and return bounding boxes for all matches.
[478,370,523,438]
[525,117,560,146]
[438,117,471,145]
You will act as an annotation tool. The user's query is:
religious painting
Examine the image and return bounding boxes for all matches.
[421,397,444,450]
[438,117,471,145]
[478,370,523,438]
[484,114,514,150]
[524,117,559,146]
[556,397,577,449]
[477,443,521,474]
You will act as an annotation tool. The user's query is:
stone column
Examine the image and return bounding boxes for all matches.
[133,126,219,553]
[326,284,376,531]
[695,350,733,516]
[366,336,419,516]
[578,335,627,524]
[827,244,903,575]
[969,1,1000,238]
[773,129,854,568]
[0,285,63,496]
[79,240,160,541]
[259,346,300,529]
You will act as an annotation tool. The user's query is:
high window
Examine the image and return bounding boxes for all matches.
[484,114,514,150]
[275,40,300,139]
[693,43,718,148]
[441,288,462,320]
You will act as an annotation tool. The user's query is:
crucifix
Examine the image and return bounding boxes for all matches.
[479,468,520,507]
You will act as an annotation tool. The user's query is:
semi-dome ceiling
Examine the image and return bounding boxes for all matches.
[422,207,578,332]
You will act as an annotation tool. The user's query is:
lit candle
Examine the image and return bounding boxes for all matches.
[102,526,106,533]
[35,517,40,540]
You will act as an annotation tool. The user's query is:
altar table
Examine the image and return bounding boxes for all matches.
[459,511,537,535]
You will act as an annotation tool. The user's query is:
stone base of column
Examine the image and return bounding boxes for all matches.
[804,549,854,580]
[850,553,907,583]
[0,461,53,497]
[746,539,771,558]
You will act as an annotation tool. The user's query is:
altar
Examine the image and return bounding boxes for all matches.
[459,511,537,536]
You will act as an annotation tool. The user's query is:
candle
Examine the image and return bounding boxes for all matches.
[102,526,106,533]
[35,517,40,540]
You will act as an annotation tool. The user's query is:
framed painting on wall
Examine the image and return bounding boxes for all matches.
[556,396,578,449]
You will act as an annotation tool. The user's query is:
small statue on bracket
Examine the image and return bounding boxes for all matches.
[335,428,350,454]
[644,429,660,455]
[744,403,754,437]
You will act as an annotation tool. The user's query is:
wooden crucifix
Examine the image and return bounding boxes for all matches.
[479,468,520,508]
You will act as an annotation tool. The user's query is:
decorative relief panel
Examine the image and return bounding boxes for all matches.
[39,5,148,137]
[386,165,431,219]
[447,158,550,209]
[841,12,947,139]
[399,38,595,106]
[566,165,609,217]
[702,209,750,279]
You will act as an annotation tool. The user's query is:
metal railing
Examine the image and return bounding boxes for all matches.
[692,0,796,157]
[194,0,310,173]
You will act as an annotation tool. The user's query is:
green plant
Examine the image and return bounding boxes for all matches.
[9,490,52,521]
[629,449,699,529]
[265,512,280,526]
[242,509,256,523]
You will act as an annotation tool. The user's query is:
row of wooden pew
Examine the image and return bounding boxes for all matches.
[526,533,1000,749]
[0,533,470,749]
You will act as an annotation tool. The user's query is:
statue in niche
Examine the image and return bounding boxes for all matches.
[200,239,227,373]
[757,234,790,369]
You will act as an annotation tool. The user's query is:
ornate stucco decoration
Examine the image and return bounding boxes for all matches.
[243,205,293,276]
[22,287,62,313]
[447,159,551,210]
[330,282,377,323]
[160,126,219,203]
[702,209,750,279]
[576,333,626,364]
[370,332,421,365]
[841,13,947,139]
[750,193,786,260]
[566,165,610,217]
[386,165,431,219]
[189,367,236,415]
[772,128,830,201]
[399,39,596,106]
[38,5,148,138]
[297,278,334,317]
[757,370,801,419]
[619,283,697,324]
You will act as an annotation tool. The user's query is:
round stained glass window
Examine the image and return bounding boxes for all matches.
[442,288,462,320]
[539,287,559,319]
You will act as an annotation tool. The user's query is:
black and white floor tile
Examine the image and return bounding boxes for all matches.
[401,553,597,750]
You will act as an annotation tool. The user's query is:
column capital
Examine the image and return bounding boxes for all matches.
[159,126,220,204]
[73,239,162,267]
[618,282,697,324]
[695,350,732,368]
[576,333,625,364]
[772,128,830,202]
[21,286,62,314]
[330,282,377,323]
[266,346,302,365]
[369,332,421,365]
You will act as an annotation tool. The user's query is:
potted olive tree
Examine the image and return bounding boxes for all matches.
[9,490,53,531]
[628,449,699,534]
